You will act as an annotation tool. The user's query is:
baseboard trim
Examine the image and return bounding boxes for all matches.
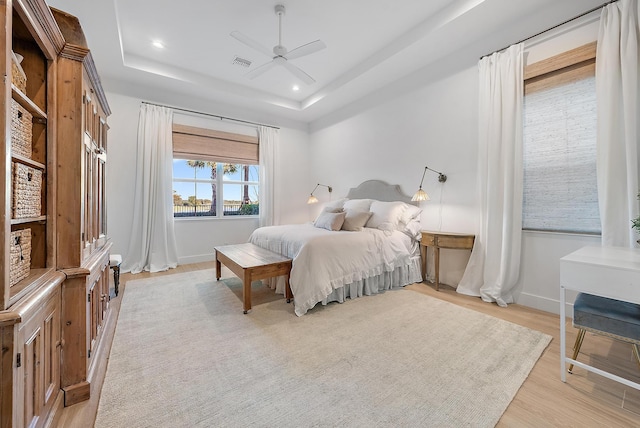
[178,253,216,265]
[517,292,573,318]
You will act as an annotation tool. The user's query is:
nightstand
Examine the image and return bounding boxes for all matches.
[420,231,475,291]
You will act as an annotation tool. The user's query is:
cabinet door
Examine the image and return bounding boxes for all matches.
[17,291,60,428]
[88,280,99,357]
[81,133,93,259]
[42,298,60,412]
[22,324,42,428]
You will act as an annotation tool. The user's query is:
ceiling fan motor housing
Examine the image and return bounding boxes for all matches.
[273,45,287,56]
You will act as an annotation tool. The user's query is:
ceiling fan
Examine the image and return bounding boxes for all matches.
[231,4,326,85]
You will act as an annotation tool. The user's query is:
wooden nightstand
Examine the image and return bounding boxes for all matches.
[420,231,475,291]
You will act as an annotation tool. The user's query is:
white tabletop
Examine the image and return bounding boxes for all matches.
[560,246,640,304]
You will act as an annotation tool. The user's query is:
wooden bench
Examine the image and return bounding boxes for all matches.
[214,243,293,314]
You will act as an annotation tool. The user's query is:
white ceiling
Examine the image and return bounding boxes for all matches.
[46,0,605,127]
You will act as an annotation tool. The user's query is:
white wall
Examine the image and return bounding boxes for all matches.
[105,92,312,269]
[309,66,479,288]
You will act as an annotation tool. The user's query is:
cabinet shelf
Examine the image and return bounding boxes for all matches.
[11,215,46,225]
[11,152,45,170]
[12,84,47,120]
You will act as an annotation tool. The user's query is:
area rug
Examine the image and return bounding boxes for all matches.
[95,269,551,428]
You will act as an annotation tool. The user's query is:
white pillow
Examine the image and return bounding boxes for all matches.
[401,204,422,224]
[366,201,407,231]
[314,211,346,231]
[343,199,373,212]
[401,218,422,240]
[319,198,347,211]
[341,210,372,231]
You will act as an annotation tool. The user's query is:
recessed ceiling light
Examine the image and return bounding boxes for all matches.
[292,85,300,92]
[152,40,165,49]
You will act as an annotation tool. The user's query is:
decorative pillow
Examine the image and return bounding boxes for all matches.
[314,211,346,231]
[366,201,407,231]
[341,210,373,231]
[343,198,373,212]
[314,204,345,223]
[322,207,344,213]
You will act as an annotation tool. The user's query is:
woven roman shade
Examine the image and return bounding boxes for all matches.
[522,42,599,234]
[172,124,259,163]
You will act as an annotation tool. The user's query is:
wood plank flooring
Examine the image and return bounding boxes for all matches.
[55,262,640,427]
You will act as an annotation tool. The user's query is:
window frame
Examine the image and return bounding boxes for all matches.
[171,124,260,220]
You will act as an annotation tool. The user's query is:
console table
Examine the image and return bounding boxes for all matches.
[420,231,475,291]
[560,246,640,390]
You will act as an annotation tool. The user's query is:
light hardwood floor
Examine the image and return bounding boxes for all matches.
[56,262,640,427]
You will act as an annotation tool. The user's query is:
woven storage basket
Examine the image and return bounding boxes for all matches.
[12,162,42,219]
[11,99,32,158]
[11,51,27,93]
[9,228,31,287]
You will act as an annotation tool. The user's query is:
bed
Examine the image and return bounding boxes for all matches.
[249,180,423,316]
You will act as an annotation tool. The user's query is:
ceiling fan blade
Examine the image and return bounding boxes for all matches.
[247,61,276,80]
[230,31,273,58]
[284,40,326,60]
[282,60,315,85]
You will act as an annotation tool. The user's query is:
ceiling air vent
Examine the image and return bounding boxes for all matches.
[232,56,252,68]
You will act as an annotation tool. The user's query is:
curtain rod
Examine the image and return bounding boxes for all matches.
[141,101,280,130]
[480,0,617,59]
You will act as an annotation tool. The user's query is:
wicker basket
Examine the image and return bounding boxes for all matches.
[11,51,27,93]
[12,162,42,219]
[11,99,33,158]
[9,228,31,287]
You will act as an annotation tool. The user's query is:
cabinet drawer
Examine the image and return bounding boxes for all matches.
[437,235,475,249]
[421,233,436,246]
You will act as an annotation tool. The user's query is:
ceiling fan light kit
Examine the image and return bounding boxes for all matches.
[230,4,326,85]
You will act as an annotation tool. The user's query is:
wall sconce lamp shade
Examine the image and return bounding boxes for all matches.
[307,183,333,204]
[412,166,447,202]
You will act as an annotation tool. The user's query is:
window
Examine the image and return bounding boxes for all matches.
[172,125,259,218]
[522,42,600,234]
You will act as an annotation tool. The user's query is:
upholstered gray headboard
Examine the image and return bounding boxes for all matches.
[345,180,415,205]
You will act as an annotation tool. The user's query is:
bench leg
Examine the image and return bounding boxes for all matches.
[215,258,221,281]
[242,272,252,314]
[568,329,586,374]
[110,265,121,296]
[113,265,120,296]
[285,275,293,303]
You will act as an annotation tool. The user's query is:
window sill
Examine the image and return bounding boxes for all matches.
[522,229,601,238]
[174,216,259,222]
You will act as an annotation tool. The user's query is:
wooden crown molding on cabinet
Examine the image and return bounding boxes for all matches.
[50,8,111,115]
[15,0,65,57]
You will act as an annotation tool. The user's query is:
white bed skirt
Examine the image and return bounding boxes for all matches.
[265,255,422,312]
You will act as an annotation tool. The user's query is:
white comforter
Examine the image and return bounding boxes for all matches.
[249,223,418,316]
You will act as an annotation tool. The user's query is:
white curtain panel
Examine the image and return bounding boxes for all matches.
[122,104,178,274]
[596,0,640,247]
[457,44,524,307]
[258,126,279,227]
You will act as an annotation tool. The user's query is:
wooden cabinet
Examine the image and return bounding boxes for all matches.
[0,1,66,426]
[52,7,112,406]
[0,2,112,425]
